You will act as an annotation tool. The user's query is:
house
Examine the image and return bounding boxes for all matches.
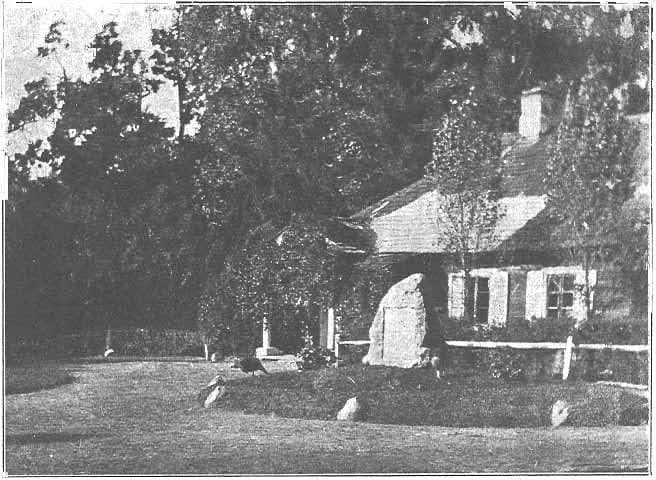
[336,88,649,340]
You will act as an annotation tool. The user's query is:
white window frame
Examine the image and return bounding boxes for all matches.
[546,273,576,320]
[537,266,597,323]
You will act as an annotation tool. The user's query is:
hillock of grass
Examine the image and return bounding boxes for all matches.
[6,364,76,394]
[217,365,647,428]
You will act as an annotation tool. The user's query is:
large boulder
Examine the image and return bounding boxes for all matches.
[365,273,431,368]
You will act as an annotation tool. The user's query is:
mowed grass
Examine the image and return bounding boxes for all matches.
[4,358,649,474]
[6,363,77,394]
[221,365,648,428]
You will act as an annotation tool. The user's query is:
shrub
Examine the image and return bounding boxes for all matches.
[336,343,368,366]
[295,345,336,371]
[574,320,648,345]
[574,349,648,384]
[488,348,526,381]
[115,329,204,356]
[442,315,647,344]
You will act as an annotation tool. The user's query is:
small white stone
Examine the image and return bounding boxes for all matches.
[551,400,570,427]
[337,397,364,421]
[203,385,226,408]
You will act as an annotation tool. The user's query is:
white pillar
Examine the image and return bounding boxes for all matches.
[256,316,281,358]
[262,316,271,350]
[327,307,335,351]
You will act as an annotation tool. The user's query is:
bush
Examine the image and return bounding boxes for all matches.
[488,348,526,381]
[336,343,369,366]
[574,349,648,384]
[574,320,648,345]
[295,345,336,371]
[6,328,206,362]
[114,329,204,356]
[442,316,647,345]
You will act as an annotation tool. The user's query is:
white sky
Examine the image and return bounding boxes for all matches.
[4,3,177,156]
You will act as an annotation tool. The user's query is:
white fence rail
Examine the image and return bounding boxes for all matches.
[444,340,649,353]
[335,335,648,380]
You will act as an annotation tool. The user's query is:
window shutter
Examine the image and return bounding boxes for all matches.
[448,272,465,318]
[573,269,597,322]
[525,270,547,320]
[488,271,509,326]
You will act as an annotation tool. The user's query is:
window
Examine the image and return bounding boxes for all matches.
[466,277,490,323]
[546,274,575,320]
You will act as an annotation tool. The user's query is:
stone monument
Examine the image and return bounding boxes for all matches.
[363,273,431,368]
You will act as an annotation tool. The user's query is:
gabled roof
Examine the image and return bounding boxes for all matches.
[499,136,551,196]
[351,176,438,221]
[352,113,649,256]
[351,135,553,222]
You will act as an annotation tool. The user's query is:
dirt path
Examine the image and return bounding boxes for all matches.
[4,359,649,474]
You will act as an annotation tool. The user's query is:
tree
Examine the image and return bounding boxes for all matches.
[7,22,200,341]
[174,5,491,349]
[150,8,206,145]
[545,62,640,322]
[425,69,504,323]
[146,4,650,349]
[473,5,650,115]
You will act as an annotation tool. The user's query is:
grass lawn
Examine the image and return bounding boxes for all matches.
[4,358,649,474]
[220,365,648,427]
[6,363,76,394]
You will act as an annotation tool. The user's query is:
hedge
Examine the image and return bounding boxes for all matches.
[6,328,205,362]
[442,316,648,344]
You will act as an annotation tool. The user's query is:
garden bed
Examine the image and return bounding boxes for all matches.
[218,365,647,428]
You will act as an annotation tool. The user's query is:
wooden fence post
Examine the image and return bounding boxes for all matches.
[562,335,574,380]
[334,333,341,368]
[327,307,335,351]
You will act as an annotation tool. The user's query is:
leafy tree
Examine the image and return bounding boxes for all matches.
[425,69,504,323]
[474,5,650,115]
[150,9,206,145]
[545,63,640,322]
[180,5,650,341]
[175,5,486,349]
[8,22,199,341]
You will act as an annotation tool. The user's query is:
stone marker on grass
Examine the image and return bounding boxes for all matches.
[365,273,430,368]
[551,399,570,427]
[337,397,366,421]
[197,375,226,408]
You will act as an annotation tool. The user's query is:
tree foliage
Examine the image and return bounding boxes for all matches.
[545,63,640,321]
[425,69,504,322]
[7,6,649,351]
[7,22,198,338]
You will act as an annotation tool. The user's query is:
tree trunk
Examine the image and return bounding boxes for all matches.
[583,248,593,323]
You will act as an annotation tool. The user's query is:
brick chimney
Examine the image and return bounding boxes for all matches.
[518,87,557,142]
